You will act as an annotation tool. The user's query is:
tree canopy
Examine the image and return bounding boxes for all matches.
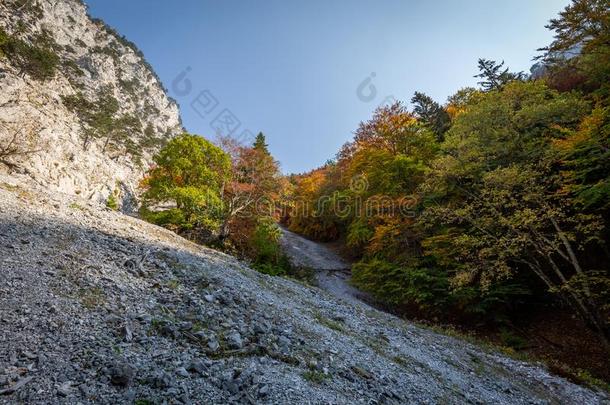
[284,0,610,349]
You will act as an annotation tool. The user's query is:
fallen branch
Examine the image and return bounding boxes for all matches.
[0,376,34,395]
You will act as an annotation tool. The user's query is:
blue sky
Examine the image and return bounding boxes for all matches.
[86,0,570,174]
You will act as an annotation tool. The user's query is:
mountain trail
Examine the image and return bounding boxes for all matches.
[280,227,371,306]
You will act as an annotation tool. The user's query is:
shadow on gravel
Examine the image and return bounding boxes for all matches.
[0,209,608,404]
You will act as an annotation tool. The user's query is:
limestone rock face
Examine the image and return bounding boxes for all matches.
[0,0,182,208]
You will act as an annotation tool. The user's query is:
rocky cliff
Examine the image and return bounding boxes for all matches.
[0,0,182,208]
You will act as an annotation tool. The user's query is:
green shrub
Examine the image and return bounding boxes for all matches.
[499,328,528,350]
[140,207,185,229]
[0,27,59,81]
[252,262,287,276]
[119,77,139,97]
[346,219,373,249]
[352,258,451,312]
[250,218,292,276]
[302,370,332,384]
[63,59,84,78]
[0,28,9,58]
[62,89,146,154]
[9,0,44,19]
[252,218,282,262]
[106,192,119,211]
[140,134,231,238]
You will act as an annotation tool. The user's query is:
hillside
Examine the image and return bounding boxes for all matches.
[0,0,181,207]
[0,0,608,403]
[0,176,607,404]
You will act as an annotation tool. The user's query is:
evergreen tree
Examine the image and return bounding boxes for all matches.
[411,91,450,141]
[475,59,525,91]
[253,132,269,154]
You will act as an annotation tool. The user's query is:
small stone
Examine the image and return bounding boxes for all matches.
[223,380,239,395]
[207,339,220,352]
[307,360,318,370]
[218,294,234,305]
[178,321,193,331]
[278,335,290,348]
[106,315,123,324]
[187,360,208,375]
[160,323,177,337]
[0,376,33,395]
[253,320,271,335]
[121,324,133,342]
[226,332,243,349]
[149,370,174,389]
[204,294,215,303]
[22,351,37,360]
[136,313,152,323]
[46,304,58,314]
[123,259,138,272]
[258,384,269,397]
[57,382,72,397]
[108,363,135,387]
[79,384,92,397]
[332,315,346,322]
[175,367,189,378]
[193,330,207,339]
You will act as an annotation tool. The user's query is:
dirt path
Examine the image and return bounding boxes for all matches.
[279,227,371,305]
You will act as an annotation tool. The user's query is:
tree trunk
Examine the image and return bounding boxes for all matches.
[550,217,592,296]
[218,218,230,242]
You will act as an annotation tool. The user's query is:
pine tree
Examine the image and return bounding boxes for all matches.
[253,132,269,154]
[475,59,524,91]
[411,91,450,141]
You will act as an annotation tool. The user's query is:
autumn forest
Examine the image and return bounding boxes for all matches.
[139,0,610,387]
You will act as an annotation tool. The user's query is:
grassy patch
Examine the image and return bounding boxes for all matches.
[165,279,181,290]
[362,336,387,356]
[469,354,486,376]
[546,362,610,393]
[499,328,528,350]
[106,192,119,211]
[313,311,345,333]
[0,182,34,201]
[575,370,610,393]
[286,266,317,285]
[392,355,409,367]
[79,287,105,309]
[302,370,332,384]
[0,182,20,192]
[364,308,386,321]
[191,320,207,333]
[350,365,373,380]
[69,202,84,210]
